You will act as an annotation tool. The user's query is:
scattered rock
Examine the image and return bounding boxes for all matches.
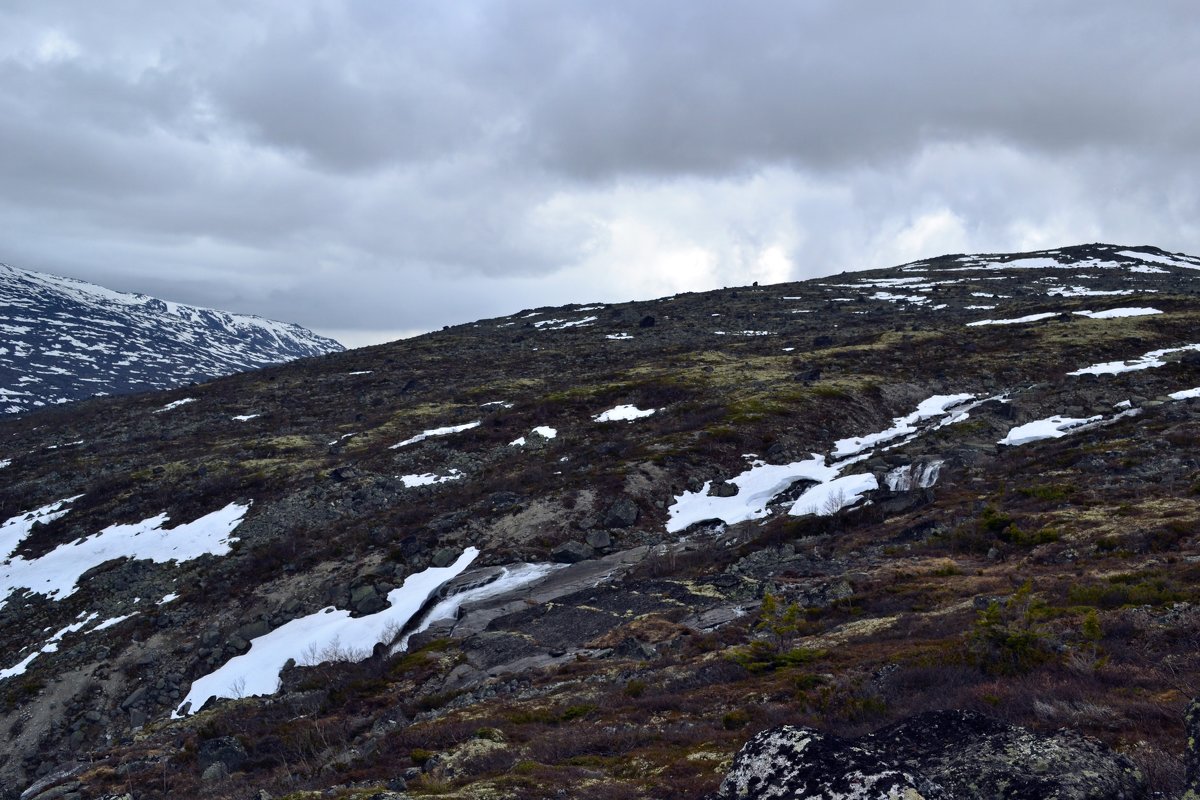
[585,529,612,550]
[602,497,639,528]
[350,583,387,614]
[197,736,247,774]
[551,540,593,564]
[199,762,228,783]
[119,687,147,710]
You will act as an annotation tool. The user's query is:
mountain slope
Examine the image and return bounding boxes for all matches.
[0,262,344,413]
[2,243,1200,799]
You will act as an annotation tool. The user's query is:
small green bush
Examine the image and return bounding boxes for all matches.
[1018,484,1074,502]
[968,582,1054,675]
[722,709,751,730]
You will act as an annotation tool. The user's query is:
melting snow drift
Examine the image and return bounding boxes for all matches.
[391,421,481,448]
[0,501,249,610]
[176,548,479,715]
[594,405,658,422]
[999,415,1102,446]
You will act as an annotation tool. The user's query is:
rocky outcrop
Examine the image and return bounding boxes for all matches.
[711,711,1144,800]
[1182,697,1200,800]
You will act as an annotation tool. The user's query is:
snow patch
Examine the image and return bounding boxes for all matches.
[999,415,1102,446]
[594,405,658,422]
[1069,344,1200,376]
[667,456,839,533]
[391,421,481,448]
[154,398,196,413]
[93,613,136,631]
[832,394,974,459]
[1073,307,1161,319]
[176,548,479,715]
[789,473,878,516]
[1117,249,1200,268]
[966,312,1058,327]
[397,562,565,651]
[0,502,249,609]
[399,470,463,488]
[534,316,597,330]
[0,496,80,563]
[1048,286,1135,297]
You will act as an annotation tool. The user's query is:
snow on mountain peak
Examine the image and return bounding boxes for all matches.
[0,262,344,413]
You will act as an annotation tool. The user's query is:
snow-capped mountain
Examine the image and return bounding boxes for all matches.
[0,263,344,413]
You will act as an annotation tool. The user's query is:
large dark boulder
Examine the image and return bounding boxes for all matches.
[711,711,1144,800]
[601,497,639,528]
[551,540,593,563]
[197,736,247,774]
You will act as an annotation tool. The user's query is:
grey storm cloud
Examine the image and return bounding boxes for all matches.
[0,1,1199,346]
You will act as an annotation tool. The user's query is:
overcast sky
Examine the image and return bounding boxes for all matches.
[2,2,1199,347]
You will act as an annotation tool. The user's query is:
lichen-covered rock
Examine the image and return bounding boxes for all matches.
[1182,697,1200,800]
[711,712,1144,800]
[868,710,1143,800]
[711,724,947,800]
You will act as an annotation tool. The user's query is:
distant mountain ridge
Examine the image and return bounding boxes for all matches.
[0,263,344,413]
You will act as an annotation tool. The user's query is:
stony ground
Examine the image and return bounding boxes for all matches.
[3,243,1200,799]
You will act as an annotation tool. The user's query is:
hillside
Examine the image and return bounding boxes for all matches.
[0,262,344,414]
[2,243,1200,799]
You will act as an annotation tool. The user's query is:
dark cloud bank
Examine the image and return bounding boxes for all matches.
[1,1,1198,346]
